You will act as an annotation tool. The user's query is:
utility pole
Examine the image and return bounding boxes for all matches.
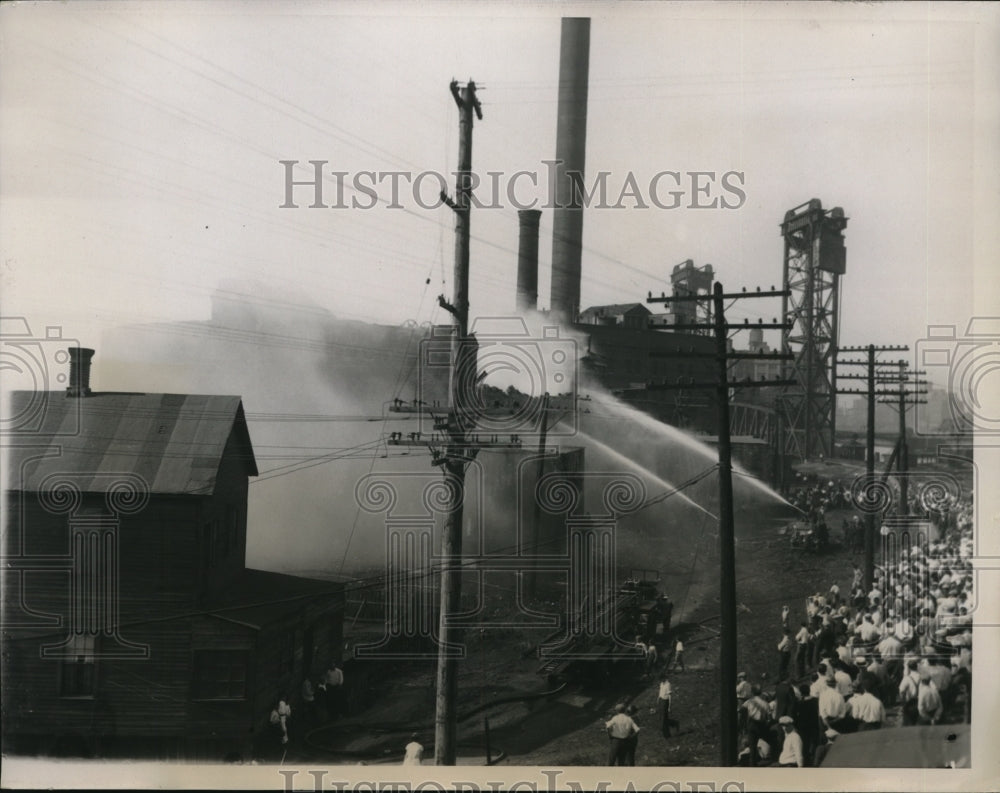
[876,361,927,527]
[527,392,550,600]
[711,283,738,769]
[646,282,794,766]
[434,78,482,766]
[898,361,910,514]
[772,397,785,492]
[836,344,908,590]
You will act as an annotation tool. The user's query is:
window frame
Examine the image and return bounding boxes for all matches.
[191,649,249,701]
[58,634,97,699]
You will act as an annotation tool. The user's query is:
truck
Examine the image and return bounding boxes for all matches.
[535,569,672,683]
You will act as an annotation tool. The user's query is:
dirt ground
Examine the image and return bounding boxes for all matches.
[277,508,870,767]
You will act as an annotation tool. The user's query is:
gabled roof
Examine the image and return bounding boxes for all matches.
[7,392,257,495]
[579,303,652,318]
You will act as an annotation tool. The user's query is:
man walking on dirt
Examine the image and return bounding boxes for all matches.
[670,638,685,671]
[605,703,640,766]
[658,673,673,737]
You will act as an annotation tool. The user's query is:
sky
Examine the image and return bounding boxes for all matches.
[2,3,1000,788]
[2,0,998,387]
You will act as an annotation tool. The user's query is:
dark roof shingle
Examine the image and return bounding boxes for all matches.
[7,391,257,495]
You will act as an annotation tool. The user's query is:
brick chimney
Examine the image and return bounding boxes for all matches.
[66,347,95,397]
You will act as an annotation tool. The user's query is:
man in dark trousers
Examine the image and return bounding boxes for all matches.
[794,682,820,766]
[605,703,640,766]
[657,673,673,737]
[740,685,770,767]
[622,705,641,766]
[774,675,798,722]
[777,627,793,681]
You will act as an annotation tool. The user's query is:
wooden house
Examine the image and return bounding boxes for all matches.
[2,349,344,759]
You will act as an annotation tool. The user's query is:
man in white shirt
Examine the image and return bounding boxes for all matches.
[605,703,640,766]
[402,733,424,765]
[857,613,879,643]
[917,675,943,725]
[658,674,673,737]
[898,659,921,726]
[736,671,752,732]
[741,686,770,767]
[924,655,952,699]
[777,628,793,680]
[818,679,849,733]
[670,638,685,671]
[777,716,804,767]
[847,680,885,730]
[634,636,650,675]
[832,663,853,698]
[323,662,345,718]
[794,622,810,678]
[851,561,863,590]
[809,664,831,699]
[876,631,903,662]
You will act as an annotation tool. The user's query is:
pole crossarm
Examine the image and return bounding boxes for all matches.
[647,288,790,302]
[649,351,794,360]
[617,378,797,393]
[837,345,909,353]
[385,433,531,449]
[657,322,794,331]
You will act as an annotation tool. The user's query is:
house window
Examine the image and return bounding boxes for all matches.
[193,650,248,700]
[60,634,96,698]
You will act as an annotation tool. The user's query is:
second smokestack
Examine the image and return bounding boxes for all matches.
[516,209,542,313]
[66,347,95,398]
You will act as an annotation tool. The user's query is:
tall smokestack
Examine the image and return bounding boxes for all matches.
[549,17,590,324]
[516,209,542,313]
[66,347,95,397]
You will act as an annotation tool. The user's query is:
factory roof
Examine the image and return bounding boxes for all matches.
[579,303,652,319]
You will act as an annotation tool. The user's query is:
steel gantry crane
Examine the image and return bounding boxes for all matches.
[779,199,848,462]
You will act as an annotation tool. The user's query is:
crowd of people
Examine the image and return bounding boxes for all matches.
[788,477,852,520]
[269,660,348,750]
[603,632,685,765]
[736,491,974,767]
[786,477,850,552]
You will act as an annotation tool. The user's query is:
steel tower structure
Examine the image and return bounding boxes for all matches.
[779,199,848,461]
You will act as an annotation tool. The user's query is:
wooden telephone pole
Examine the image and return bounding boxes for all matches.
[877,360,928,522]
[836,344,909,590]
[433,78,482,766]
[646,281,794,765]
